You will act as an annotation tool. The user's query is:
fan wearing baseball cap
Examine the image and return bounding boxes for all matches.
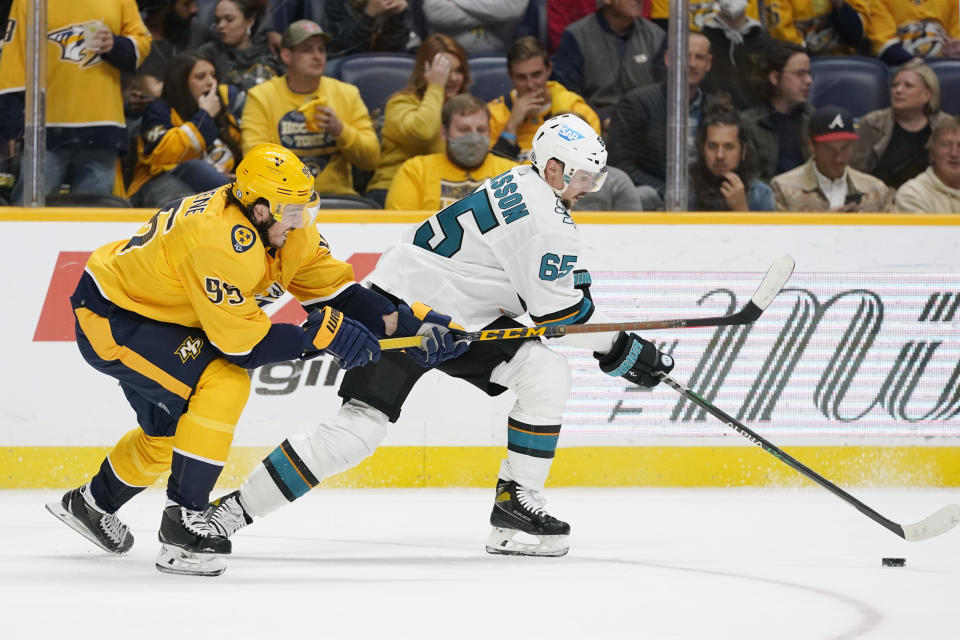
[239,19,380,196]
[771,106,893,212]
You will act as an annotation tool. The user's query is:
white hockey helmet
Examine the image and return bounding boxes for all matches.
[530,113,608,197]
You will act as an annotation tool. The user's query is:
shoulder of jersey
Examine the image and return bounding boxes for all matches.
[173,186,263,258]
[508,166,563,213]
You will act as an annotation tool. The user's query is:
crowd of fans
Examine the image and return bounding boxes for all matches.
[0,0,958,212]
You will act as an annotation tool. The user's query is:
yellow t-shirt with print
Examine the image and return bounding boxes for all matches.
[240,75,380,195]
[385,152,518,211]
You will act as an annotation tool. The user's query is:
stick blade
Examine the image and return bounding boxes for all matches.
[750,255,795,311]
[902,504,960,542]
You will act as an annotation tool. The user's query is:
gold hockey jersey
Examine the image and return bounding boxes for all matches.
[650,0,761,30]
[765,0,871,56]
[868,0,959,58]
[86,185,355,357]
[0,0,150,138]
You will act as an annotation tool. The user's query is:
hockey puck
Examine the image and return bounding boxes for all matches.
[881,557,906,567]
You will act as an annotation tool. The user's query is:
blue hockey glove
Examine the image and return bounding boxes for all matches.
[396,302,469,367]
[302,306,381,370]
[595,332,674,388]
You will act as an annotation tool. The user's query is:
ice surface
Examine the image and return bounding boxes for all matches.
[1,488,957,639]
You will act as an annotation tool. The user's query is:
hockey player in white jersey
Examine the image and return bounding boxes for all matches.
[207,114,675,556]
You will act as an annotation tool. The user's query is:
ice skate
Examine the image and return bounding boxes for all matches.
[45,485,134,554]
[204,490,252,538]
[156,502,231,577]
[485,479,570,557]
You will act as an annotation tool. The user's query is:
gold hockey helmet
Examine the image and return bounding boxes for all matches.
[233,143,319,227]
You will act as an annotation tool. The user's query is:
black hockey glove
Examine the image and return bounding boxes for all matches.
[395,303,470,368]
[302,306,381,370]
[595,332,674,388]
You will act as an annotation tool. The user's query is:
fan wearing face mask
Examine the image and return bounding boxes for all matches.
[385,94,519,210]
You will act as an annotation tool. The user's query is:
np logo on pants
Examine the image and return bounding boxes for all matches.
[175,337,204,363]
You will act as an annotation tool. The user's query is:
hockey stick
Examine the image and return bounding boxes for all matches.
[657,372,960,542]
[380,254,796,350]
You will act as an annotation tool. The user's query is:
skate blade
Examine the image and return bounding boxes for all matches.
[45,501,129,554]
[485,527,569,557]
[155,544,226,577]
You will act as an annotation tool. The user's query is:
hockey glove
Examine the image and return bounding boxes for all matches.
[302,306,381,370]
[595,332,674,388]
[395,302,470,367]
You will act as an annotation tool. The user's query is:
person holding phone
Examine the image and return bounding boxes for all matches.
[771,105,893,212]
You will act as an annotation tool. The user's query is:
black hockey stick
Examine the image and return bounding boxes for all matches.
[657,372,960,542]
[380,255,796,350]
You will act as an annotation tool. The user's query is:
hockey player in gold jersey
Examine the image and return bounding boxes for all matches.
[46,144,466,576]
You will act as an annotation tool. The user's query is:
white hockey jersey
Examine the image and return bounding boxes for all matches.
[370,165,593,333]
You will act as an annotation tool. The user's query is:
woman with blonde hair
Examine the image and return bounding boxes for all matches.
[364,33,472,205]
[851,60,951,188]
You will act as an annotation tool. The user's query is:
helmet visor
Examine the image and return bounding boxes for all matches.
[273,191,321,228]
[567,167,608,193]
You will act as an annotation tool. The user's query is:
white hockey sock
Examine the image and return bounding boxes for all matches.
[238,461,289,520]
[498,455,552,491]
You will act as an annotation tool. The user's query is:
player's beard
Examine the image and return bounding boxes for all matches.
[252,217,278,249]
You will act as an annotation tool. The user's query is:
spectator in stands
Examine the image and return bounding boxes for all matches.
[573,165,644,211]
[743,43,813,181]
[553,0,665,125]
[198,0,284,94]
[690,98,774,211]
[138,0,200,97]
[700,0,776,110]
[323,0,414,57]
[771,105,892,211]
[546,0,596,54]
[0,0,152,202]
[607,31,713,210]
[385,94,517,210]
[127,52,242,206]
[851,60,951,189]
[241,19,379,195]
[866,0,960,65]
[250,1,326,56]
[365,34,470,205]
[488,37,600,163]
[766,0,869,57]
[895,116,960,213]
[650,0,760,32]
[420,0,527,56]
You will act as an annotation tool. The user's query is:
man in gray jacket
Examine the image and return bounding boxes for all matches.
[553,0,665,127]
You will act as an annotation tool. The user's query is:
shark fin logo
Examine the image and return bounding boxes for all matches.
[48,24,101,68]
